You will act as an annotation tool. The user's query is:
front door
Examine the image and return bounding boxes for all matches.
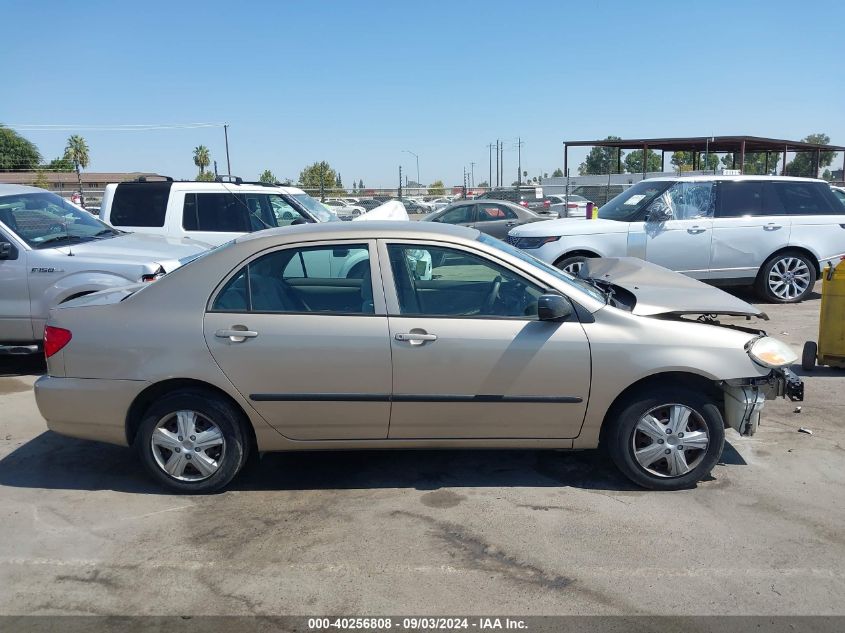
[382,241,591,439]
[203,240,392,440]
[0,228,31,342]
[634,179,715,278]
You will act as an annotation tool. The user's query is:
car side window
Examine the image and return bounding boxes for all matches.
[268,195,304,226]
[387,244,544,319]
[477,203,517,221]
[438,205,475,224]
[183,193,250,232]
[717,181,766,217]
[772,182,840,215]
[211,243,373,314]
[664,181,715,219]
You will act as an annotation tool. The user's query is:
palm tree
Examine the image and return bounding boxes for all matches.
[193,145,211,176]
[64,135,89,202]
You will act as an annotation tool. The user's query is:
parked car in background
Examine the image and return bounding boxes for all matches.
[508,176,845,303]
[830,185,845,207]
[100,177,338,247]
[324,198,366,220]
[421,199,551,239]
[35,221,802,493]
[428,197,453,212]
[475,187,554,214]
[0,185,207,353]
[548,194,591,218]
[356,198,385,212]
[399,199,429,215]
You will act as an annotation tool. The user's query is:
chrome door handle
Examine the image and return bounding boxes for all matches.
[506,221,517,226]
[687,226,706,234]
[395,332,438,346]
[764,223,782,231]
[215,328,259,342]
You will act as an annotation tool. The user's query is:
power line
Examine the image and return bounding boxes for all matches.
[6,122,226,132]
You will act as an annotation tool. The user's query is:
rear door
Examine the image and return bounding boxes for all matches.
[775,181,845,263]
[474,202,520,238]
[203,239,392,440]
[710,180,791,281]
[0,227,32,341]
[181,192,250,245]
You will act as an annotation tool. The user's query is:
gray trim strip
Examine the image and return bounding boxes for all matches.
[249,393,582,404]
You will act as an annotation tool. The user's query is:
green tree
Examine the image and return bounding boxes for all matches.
[624,149,661,174]
[335,173,343,189]
[0,126,42,171]
[721,152,779,175]
[33,170,50,189]
[193,145,211,176]
[671,151,693,172]
[578,136,623,175]
[46,156,74,171]
[63,135,90,198]
[822,168,833,181]
[428,180,446,195]
[477,180,489,188]
[785,133,837,177]
[196,171,215,182]
[299,161,338,198]
[551,168,564,178]
[259,169,276,184]
[358,179,364,190]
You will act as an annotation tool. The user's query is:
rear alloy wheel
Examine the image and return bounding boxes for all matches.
[756,252,816,303]
[605,387,724,490]
[137,391,248,493]
[555,255,588,276]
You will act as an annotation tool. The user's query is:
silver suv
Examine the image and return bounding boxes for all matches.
[508,176,845,302]
[0,185,207,352]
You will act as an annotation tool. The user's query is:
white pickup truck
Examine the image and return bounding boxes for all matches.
[0,185,207,353]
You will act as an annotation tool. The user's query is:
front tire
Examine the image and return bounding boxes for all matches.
[755,251,816,303]
[136,390,249,493]
[604,387,725,490]
[555,254,588,276]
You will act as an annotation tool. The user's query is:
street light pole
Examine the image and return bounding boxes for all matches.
[403,150,419,189]
[223,124,231,176]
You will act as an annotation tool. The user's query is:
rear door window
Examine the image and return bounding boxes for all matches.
[183,193,250,232]
[477,203,517,221]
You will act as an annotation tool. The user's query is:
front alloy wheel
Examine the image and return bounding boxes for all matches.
[555,255,587,276]
[605,387,725,490]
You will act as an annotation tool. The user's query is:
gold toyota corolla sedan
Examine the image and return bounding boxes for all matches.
[34,222,803,492]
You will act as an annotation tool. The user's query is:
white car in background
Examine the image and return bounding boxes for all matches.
[548,194,591,218]
[831,185,845,207]
[508,175,845,303]
[325,198,366,220]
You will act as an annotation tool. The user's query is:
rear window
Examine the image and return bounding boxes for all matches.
[717,181,784,217]
[183,193,250,232]
[109,182,171,227]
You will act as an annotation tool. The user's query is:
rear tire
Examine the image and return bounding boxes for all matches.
[802,341,817,372]
[136,390,248,493]
[604,387,725,490]
[755,251,816,303]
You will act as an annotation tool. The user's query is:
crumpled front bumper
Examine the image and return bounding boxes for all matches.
[721,368,804,437]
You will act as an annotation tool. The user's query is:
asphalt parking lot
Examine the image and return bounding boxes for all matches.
[0,285,843,616]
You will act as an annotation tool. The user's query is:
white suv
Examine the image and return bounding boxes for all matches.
[508,176,845,303]
[100,178,338,247]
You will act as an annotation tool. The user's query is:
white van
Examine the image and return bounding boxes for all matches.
[508,176,845,302]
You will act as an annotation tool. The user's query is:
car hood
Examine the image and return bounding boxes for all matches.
[509,217,627,236]
[54,233,212,271]
[581,257,768,319]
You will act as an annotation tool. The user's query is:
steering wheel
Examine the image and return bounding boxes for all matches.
[482,275,502,313]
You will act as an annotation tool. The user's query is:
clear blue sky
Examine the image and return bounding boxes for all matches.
[4,0,844,186]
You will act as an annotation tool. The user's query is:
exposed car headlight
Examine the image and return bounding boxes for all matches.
[512,236,561,249]
[747,336,797,368]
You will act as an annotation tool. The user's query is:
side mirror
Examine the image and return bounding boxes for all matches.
[0,242,12,260]
[647,200,672,222]
[538,293,573,322]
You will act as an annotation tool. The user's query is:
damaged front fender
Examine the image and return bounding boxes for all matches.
[720,368,804,436]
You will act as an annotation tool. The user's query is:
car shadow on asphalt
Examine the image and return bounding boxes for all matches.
[0,355,45,378]
[0,431,745,495]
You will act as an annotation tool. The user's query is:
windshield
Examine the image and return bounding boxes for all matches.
[291,193,339,222]
[597,180,673,222]
[477,234,606,304]
[0,191,119,248]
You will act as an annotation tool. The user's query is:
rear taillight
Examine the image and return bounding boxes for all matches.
[519,201,528,207]
[44,326,72,358]
[543,200,550,208]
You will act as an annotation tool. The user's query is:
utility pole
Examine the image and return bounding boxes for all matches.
[517,137,523,189]
[462,167,467,199]
[398,165,403,199]
[495,140,500,187]
[500,142,505,187]
[470,162,475,188]
[319,162,325,201]
[223,124,231,176]
[403,150,420,188]
[487,143,493,188]
[213,160,218,178]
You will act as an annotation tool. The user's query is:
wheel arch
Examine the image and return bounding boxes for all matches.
[553,249,602,267]
[126,378,257,454]
[597,371,723,446]
[760,246,821,278]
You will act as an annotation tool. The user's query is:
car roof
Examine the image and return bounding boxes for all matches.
[0,184,53,196]
[233,220,480,248]
[642,175,825,183]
